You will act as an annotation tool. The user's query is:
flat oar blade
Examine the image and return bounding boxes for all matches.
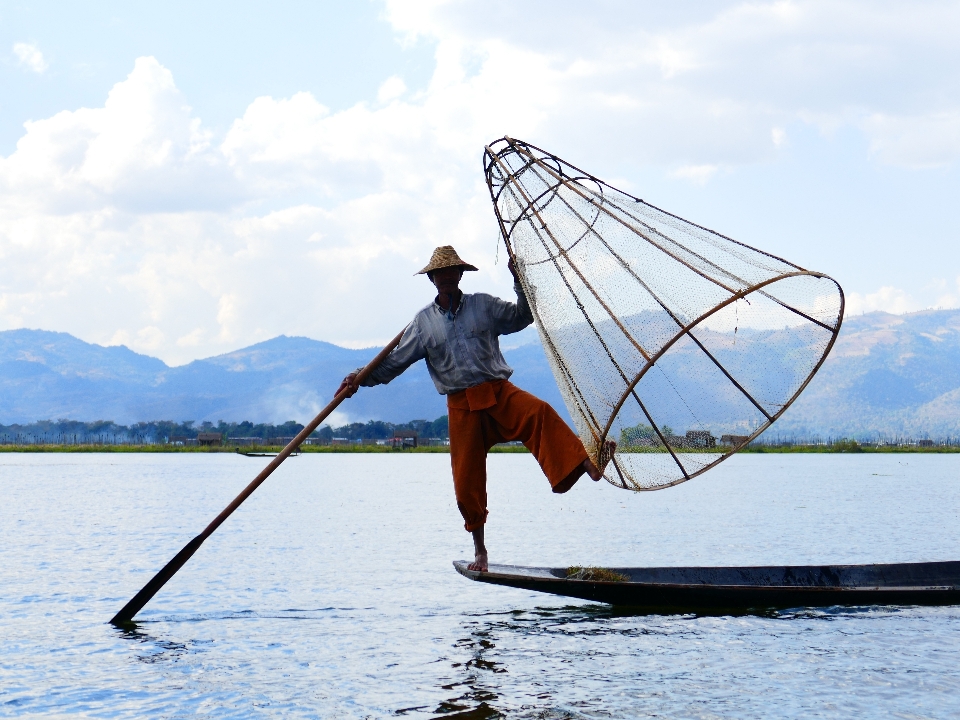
[110,534,205,626]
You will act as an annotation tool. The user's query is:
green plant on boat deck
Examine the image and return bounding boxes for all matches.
[565,566,629,582]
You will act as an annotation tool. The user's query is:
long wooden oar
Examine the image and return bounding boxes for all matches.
[109,328,407,625]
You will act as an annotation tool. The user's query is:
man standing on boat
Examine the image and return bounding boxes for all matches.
[337,246,612,572]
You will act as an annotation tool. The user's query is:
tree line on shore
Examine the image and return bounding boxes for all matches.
[4,417,956,451]
[0,416,450,445]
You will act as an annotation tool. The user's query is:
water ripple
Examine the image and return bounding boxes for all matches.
[2,453,959,718]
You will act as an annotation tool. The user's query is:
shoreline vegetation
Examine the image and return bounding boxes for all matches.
[3,442,960,454]
[0,443,522,453]
[3,418,958,454]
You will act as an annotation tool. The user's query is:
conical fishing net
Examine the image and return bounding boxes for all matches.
[483,137,844,491]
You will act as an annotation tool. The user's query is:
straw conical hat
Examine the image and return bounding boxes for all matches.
[415,245,479,275]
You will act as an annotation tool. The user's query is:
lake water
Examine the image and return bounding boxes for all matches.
[1,452,959,718]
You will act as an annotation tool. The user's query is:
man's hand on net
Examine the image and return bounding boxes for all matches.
[508,258,519,281]
[337,372,359,398]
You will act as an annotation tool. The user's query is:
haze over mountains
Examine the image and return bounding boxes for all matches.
[2,308,960,439]
[776,308,960,439]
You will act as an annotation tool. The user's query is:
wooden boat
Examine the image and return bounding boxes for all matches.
[453,560,960,611]
[236,449,301,457]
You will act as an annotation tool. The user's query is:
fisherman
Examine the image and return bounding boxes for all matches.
[337,246,612,572]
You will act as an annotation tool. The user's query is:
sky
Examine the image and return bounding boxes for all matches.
[1,0,959,366]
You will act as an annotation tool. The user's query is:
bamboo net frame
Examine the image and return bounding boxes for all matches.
[483,137,844,490]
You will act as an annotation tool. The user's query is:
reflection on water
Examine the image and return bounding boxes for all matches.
[2,452,960,718]
[436,603,960,718]
[117,625,190,665]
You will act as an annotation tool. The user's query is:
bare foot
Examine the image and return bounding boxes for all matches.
[468,551,488,572]
[467,526,488,572]
[593,440,616,479]
[554,440,617,493]
[585,440,617,480]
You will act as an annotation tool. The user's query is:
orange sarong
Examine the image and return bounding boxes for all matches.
[446,379,589,531]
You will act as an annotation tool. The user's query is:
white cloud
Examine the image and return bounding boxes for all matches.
[670,164,719,184]
[385,1,958,171]
[1,2,960,369]
[863,111,960,168]
[13,42,47,73]
[926,275,960,310]
[1,57,231,212]
[846,286,922,316]
[377,75,407,103]
[0,54,504,365]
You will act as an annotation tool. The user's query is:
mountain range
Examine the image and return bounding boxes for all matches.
[774,308,960,439]
[2,307,960,438]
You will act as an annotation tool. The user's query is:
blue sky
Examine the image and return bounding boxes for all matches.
[0,1,436,149]
[1,0,958,366]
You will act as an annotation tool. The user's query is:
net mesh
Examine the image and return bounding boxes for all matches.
[483,137,844,491]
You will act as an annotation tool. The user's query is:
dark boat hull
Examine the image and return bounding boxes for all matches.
[236,450,301,457]
[453,560,960,611]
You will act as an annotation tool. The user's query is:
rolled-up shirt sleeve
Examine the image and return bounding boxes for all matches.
[358,322,427,387]
[489,281,534,335]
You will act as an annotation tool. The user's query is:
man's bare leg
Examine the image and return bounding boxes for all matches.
[552,441,617,494]
[468,525,488,572]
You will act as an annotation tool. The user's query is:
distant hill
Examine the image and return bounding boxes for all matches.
[774,308,960,439]
[3,308,960,437]
[0,329,448,426]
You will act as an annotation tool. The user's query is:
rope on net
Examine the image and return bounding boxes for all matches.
[483,137,844,491]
